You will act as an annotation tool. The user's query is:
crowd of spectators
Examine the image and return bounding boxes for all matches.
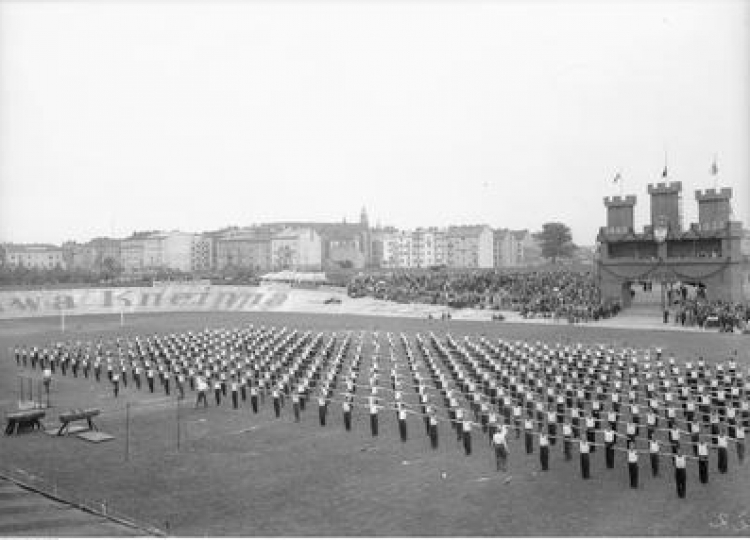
[664,285,750,333]
[347,269,621,323]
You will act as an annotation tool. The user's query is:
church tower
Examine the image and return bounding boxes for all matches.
[360,206,369,229]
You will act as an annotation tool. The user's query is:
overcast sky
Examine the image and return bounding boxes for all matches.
[0,0,748,246]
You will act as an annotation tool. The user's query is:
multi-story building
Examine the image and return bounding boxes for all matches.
[88,237,122,273]
[62,241,97,271]
[215,227,272,272]
[2,244,66,270]
[270,228,322,271]
[163,232,198,272]
[493,228,531,268]
[120,231,156,274]
[380,230,412,268]
[190,235,213,273]
[444,225,494,268]
[271,208,371,270]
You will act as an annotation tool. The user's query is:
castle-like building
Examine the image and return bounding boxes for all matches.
[596,182,749,306]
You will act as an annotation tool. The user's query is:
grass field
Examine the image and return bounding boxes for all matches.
[1,311,749,537]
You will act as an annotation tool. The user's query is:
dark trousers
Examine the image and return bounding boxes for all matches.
[196,391,208,408]
[148,377,154,393]
[232,391,239,410]
[273,398,280,417]
[718,447,728,473]
[675,467,687,498]
[605,444,615,469]
[738,441,745,464]
[650,453,659,477]
[319,405,327,426]
[164,379,170,395]
[563,438,572,461]
[629,462,638,488]
[135,375,141,390]
[463,430,472,455]
[251,395,258,413]
[399,420,407,442]
[430,424,438,449]
[587,430,596,452]
[293,403,300,422]
[581,453,591,479]
[540,445,549,471]
[370,414,378,436]
[344,410,351,431]
[113,382,119,398]
[496,445,507,471]
[699,458,708,484]
[525,431,534,454]
[215,389,221,405]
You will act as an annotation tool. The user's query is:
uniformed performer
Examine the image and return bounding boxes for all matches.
[462,418,472,455]
[147,368,155,393]
[195,376,208,408]
[429,414,439,450]
[493,424,509,472]
[562,422,573,461]
[398,406,408,442]
[604,427,616,469]
[370,400,380,437]
[342,400,352,431]
[539,431,550,471]
[42,364,52,399]
[697,440,709,484]
[272,388,281,417]
[231,379,240,410]
[649,438,660,477]
[736,426,745,464]
[214,379,222,406]
[580,439,591,479]
[292,392,301,423]
[627,441,639,489]
[674,452,687,498]
[318,395,327,426]
[717,431,729,474]
[250,385,259,414]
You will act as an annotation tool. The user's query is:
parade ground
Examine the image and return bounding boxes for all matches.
[1,310,749,537]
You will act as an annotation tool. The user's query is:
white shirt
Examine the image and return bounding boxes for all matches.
[493,430,507,447]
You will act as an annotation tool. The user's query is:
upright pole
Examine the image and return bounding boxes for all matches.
[120,309,124,328]
[176,396,180,452]
[125,403,130,462]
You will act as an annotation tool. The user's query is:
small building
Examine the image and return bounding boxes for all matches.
[2,244,66,270]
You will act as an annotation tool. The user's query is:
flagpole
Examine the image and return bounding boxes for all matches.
[712,153,719,189]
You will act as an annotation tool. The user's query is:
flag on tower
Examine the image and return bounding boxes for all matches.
[710,157,718,176]
[661,165,668,178]
[613,172,622,184]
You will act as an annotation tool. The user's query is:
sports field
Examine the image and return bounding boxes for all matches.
[1,311,749,537]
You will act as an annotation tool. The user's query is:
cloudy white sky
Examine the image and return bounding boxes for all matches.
[0,0,748,246]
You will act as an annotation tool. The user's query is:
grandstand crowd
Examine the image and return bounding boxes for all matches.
[13,323,749,498]
[663,284,750,332]
[347,269,621,323]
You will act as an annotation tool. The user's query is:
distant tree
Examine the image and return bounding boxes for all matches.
[533,222,577,263]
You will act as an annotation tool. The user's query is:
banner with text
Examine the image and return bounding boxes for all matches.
[0,286,293,319]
